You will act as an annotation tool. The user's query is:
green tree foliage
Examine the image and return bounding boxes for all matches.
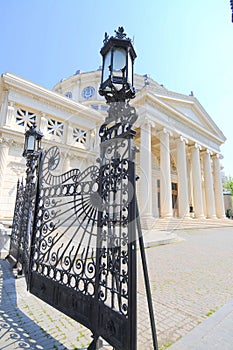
[224,176,233,195]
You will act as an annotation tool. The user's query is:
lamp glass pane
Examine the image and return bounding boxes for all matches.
[27,135,35,151]
[103,50,111,83]
[113,48,126,71]
[128,52,133,86]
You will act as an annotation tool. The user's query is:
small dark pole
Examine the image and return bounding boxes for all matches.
[230,0,233,22]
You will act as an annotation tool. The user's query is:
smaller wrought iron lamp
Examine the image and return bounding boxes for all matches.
[99,26,137,103]
[23,124,43,157]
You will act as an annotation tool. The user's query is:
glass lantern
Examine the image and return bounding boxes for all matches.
[23,124,43,157]
[99,27,137,102]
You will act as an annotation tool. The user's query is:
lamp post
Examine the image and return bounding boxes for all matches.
[98,27,158,350]
[20,124,43,283]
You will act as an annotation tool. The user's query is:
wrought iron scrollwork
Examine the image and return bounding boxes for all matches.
[31,146,99,298]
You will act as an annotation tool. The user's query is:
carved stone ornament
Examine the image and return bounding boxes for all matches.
[0,137,14,147]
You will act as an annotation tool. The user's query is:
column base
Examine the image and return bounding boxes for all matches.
[216,215,227,219]
[194,215,206,219]
[206,215,217,219]
[160,213,173,219]
[140,215,157,230]
[179,213,192,220]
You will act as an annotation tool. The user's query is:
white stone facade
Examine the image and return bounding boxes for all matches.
[0,70,227,228]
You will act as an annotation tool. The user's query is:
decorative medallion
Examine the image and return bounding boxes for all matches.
[82,86,95,99]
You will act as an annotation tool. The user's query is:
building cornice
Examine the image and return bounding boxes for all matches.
[2,73,104,124]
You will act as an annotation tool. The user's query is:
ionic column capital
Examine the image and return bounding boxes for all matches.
[189,143,202,151]
[200,149,213,157]
[157,127,173,138]
[212,153,223,160]
[140,117,155,129]
[175,135,189,144]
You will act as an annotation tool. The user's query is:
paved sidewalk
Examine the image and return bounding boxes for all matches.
[170,299,233,350]
[1,226,233,349]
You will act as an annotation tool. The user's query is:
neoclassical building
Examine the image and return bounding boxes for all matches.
[0,69,227,229]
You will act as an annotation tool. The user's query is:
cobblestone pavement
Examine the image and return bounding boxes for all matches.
[1,227,233,349]
[137,227,233,349]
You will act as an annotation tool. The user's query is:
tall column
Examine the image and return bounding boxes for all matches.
[0,138,11,199]
[212,154,225,219]
[190,144,205,218]
[176,136,190,218]
[159,129,173,218]
[152,158,159,218]
[140,120,154,224]
[202,150,216,218]
[187,157,194,215]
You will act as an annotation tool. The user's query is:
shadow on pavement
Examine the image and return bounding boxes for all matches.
[0,259,72,350]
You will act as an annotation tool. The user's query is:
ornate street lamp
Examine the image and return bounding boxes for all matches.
[23,124,43,157]
[99,26,137,103]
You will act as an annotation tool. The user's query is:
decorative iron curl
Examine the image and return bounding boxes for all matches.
[42,146,81,186]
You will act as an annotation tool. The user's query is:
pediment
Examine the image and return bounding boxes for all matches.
[134,88,226,143]
[164,98,224,139]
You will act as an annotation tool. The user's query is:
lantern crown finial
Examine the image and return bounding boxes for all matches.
[115,27,127,40]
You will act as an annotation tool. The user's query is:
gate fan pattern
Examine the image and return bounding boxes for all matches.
[32,146,99,297]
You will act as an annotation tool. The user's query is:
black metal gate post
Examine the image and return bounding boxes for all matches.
[92,100,138,349]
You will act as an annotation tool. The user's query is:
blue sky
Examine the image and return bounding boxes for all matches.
[1,0,233,176]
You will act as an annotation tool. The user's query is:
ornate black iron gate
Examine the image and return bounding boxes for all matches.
[8,27,158,350]
[27,101,138,349]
